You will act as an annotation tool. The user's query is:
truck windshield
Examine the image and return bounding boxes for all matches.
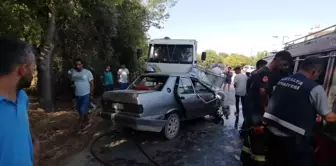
[129,75,169,91]
[148,44,193,64]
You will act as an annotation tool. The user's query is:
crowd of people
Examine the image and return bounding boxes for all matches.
[2,37,336,166]
[211,50,336,166]
[68,60,130,134]
[0,37,133,165]
[238,51,336,166]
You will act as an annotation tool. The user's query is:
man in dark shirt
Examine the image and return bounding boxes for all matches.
[223,67,233,91]
[251,59,268,75]
[245,55,291,124]
[246,59,268,91]
[240,51,293,166]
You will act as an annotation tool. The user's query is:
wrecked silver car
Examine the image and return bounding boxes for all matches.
[100,69,227,139]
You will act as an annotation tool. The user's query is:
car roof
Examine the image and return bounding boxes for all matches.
[142,72,195,78]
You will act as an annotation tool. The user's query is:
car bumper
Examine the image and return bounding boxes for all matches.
[113,113,167,132]
[99,111,115,120]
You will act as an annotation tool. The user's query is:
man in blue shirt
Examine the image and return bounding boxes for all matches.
[101,65,114,91]
[0,37,39,166]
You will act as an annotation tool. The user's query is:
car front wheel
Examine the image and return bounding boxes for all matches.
[163,113,180,140]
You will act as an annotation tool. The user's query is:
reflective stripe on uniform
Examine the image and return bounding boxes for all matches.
[264,112,306,135]
[241,146,266,162]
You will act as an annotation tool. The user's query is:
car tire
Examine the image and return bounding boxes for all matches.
[163,113,180,140]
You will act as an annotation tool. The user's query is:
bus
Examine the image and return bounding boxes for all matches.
[262,24,336,166]
[146,38,205,73]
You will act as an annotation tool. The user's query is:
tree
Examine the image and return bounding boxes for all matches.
[218,52,229,58]
[197,49,225,68]
[0,0,178,111]
[249,51,268,66]
[224,54,252,67]
[197,49,268,68]
[256,51,268,60]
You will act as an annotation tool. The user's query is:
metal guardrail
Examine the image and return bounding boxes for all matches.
[285,24,336,47]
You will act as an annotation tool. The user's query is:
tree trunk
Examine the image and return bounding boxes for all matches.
[37,8,56,111]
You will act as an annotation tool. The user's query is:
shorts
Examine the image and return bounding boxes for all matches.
[225,80,232,84]
[76,94,90,115]
[104,84,114,91]
[120,83,128,90]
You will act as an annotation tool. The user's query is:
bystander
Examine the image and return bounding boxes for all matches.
[0,37,40,166]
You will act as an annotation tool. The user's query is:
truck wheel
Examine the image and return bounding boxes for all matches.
[163,113,180,140]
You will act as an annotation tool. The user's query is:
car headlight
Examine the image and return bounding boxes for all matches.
[112,103,124,110]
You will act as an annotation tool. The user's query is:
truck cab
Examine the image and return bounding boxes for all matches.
[146,38,199,73]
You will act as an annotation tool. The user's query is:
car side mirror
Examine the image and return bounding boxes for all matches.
[137,49,142,58]
[201,52,207,61]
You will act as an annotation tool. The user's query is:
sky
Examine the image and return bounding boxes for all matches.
[148,0,336,56]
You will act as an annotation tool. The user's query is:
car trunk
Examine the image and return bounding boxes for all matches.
[101,90,154,115]
[103,90,154,103]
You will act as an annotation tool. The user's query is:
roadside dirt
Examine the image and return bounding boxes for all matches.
[28,97,107,166]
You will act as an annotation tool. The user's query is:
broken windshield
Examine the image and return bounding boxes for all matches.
[129,75,169,91]
[148,44,193,64]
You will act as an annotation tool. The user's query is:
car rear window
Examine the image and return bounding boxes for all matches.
[129,75,169,91]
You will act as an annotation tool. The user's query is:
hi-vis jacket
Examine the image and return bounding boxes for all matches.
[263,73,323,136]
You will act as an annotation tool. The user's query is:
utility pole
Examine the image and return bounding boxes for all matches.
[271,36,278,52]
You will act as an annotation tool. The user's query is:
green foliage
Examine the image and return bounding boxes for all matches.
[197,49,224,67]
[198,50,268,68]
[224,53,252,67]
[0,0,177,96]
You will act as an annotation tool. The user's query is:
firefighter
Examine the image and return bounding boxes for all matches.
[240,50,293,166]
[263,56,336,166]
[241,59,268,130]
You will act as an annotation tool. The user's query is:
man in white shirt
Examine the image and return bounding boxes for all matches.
[118,64,130,90]
[234,67,248,117]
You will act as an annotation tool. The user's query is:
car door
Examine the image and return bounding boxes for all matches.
[177,77,203,119]
[191,79,217,117]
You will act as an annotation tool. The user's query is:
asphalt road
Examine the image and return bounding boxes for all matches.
[64,86,243,166]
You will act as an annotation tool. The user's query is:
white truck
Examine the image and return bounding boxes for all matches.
[145,38,206,73]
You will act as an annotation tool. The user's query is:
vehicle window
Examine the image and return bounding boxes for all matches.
[129,75,169,91]
[327,56,336,110]
[178,77,195,94]
[297,55,328,86]
[191,80,210,93]
[148,44,193,64]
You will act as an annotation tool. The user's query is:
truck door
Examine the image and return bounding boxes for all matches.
[176,77,203,119]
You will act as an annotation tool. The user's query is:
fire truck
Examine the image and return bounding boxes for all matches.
[262,24,336,166]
